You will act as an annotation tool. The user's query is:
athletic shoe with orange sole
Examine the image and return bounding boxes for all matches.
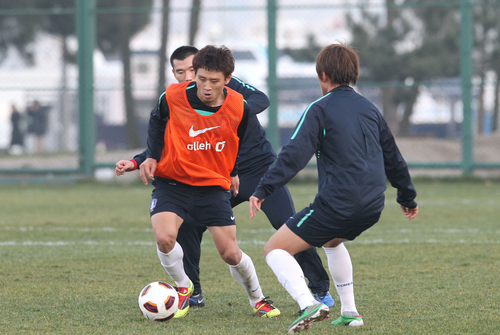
[173,280,194,318]
[254,297,281,318]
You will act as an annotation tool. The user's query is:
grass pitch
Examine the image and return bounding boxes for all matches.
[0,179,499,334]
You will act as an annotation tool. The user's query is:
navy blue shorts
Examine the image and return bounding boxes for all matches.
[231,166,295,229]
[150,177,235,227]
[286,196,381,247]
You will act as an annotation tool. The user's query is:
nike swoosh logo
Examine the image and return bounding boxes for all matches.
[189,125,221,137]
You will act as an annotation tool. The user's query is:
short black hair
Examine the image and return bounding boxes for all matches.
[316,42,359,86]
[169,46,199,68]
[192,45,235,79]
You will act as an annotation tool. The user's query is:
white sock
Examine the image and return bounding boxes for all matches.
[323,244,358,315]
[266,249,316,310]
[157,242,190,288]
[228,251,263,307]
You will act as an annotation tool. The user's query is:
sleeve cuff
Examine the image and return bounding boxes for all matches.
[131,159,138,171]
[398,200,417,209]
[252,187,267,200]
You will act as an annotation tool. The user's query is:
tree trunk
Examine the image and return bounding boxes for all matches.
[121,37,141,149]
[189,0,201,45]
[477,70,485,135]
[59,35,70,151]
[398,87,419,136]
[118,1,141,149]
[476,5,488,135]
[382,0,399,133]
[158,0,170,96]
[386,0,395,27]
[493,72,500,132]
[382,87,399,134]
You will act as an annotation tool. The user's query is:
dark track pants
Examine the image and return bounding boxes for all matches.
[176,169,330,294]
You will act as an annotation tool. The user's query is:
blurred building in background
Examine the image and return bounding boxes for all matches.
[0,0,499,179]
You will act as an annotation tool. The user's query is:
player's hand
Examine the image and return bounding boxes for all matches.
[401,205,418,221]
[115,160,135,176]
[140,158,157,185]
[249,195,264,219]
[230,175,240,197]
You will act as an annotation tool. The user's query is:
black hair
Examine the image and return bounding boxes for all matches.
[169,45,199,68]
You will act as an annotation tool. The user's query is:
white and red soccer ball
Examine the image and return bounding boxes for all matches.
[138,281,179,321]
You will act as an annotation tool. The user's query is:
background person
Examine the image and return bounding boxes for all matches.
[9,104,24,155]
[26,100,49,153]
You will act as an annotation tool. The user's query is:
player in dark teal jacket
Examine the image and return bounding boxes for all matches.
[250,42,418,334]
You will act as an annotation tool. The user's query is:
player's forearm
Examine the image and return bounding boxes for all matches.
[253,147,305,199]
[146,118,165,161]
[132,149,148,167]
[230,163,238,177]
[385,149,417,207]
[396,185,418,209]
[379,118,417,206]
[255,120,317,198]
[129,159,138,171]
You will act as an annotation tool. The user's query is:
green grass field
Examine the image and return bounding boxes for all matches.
[1,179,499,334]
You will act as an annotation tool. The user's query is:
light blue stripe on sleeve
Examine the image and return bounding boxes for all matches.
[157,92,165,108]
[232,76,255,91]
[291,93,330,140]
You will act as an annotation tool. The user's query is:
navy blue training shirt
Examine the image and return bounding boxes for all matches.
[253,85,417,213]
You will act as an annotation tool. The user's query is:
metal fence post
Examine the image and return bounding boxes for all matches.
[267,0,279,151]
[76,0,96,178]
[460,0,473,175]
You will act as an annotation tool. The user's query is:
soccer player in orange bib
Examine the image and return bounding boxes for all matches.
[116,46,334,310]
[140,45,280,319]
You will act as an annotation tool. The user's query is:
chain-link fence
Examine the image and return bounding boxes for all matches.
[1,0,499,182]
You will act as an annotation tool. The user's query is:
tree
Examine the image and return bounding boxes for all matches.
[346,0,412,134]
[491,48,500,132]
[96,0,153,149]
[472,0,500,134]
[34,0,76,150]
[346,0,461,136]
[188,0,201,46]
[404,1,460,136]
[0,0,39,65]
[282,34,322,63]
[157,0,170,96]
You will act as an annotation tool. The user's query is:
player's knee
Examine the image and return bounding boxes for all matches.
[263,241,276,257]
[219,248,241,266]
[155,234,176,253]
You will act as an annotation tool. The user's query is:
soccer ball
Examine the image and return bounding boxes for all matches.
[138,281,179,321]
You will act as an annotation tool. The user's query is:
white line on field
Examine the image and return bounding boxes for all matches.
[364,228,494,234]
[0,240,156,246]
[0,226,154,233]
[1,239,499,247]
[2,226,498,235]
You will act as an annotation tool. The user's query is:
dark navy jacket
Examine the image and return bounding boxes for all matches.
[253,86,417,218]
[133,76,275,175]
